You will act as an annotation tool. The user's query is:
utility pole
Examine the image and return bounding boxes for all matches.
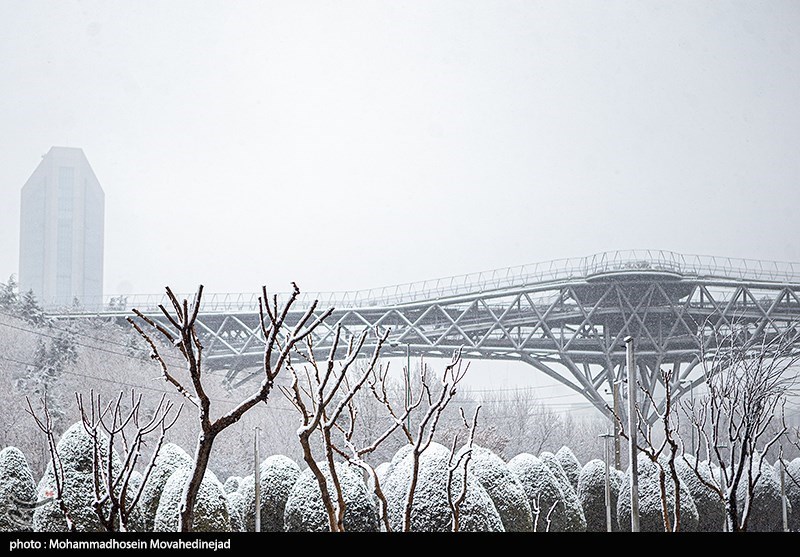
[406,343,411,431]
[254,426,261,533]
[679,378,696,456]
[780,447,789,532]
[406,343,411,430]
[612,376,622,468]
[624,336,640,532]
[599,432,614,532]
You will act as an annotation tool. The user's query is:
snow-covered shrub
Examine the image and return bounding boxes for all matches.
[737,458,788,532]
[539,451,567,481]
[675,455,724,532]
[779,458,800,532]
[375,462,391,483]
[284,461,378,532]
[508,452,583,532]
[616,453,699,532]
[540,450,586,531]
[153,468,231,532]
[32,422,122,532]
[226,495,244,532]
[241,455,300,532]
[0,447,36,532]
[577,458,619,532]
[128,471,143,494]
[555,446,581,490]
[463,446,532,532]
[223,476,241,494]
[381,442,504,532]
[226,479,249,532]
[136,442,192,532]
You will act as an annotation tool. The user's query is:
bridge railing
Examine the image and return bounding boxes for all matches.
[44,249,800,314]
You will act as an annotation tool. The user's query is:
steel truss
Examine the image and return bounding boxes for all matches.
[52,251,800,419]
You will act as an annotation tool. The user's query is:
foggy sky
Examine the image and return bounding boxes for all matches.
[2,1,799,299]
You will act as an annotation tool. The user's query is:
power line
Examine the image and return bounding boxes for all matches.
[0,354,298,413]
[0,310,186,365]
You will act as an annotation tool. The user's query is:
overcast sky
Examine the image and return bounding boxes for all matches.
[1,0,799,408]
[2,0,799,298]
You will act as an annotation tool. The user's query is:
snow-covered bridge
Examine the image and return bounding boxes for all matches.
[46,249,800,418]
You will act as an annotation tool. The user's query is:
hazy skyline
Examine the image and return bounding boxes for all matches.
[1,1,799,300]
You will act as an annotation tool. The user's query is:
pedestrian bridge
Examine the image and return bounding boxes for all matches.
[48,249,800,417]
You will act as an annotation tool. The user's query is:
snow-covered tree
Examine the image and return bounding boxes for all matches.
[128,284,332,531]
[675,455,724,532]
[464,446,532,532]
[688,316,800,532]
[32,422,122,532]
[225,478,250,532]
[577,458,620,532]
[375,462,391,483]
[241,455,300,532]
[508,452,582,532]
[778,457,800,532]
[153,468,231,532]
[617,453,699,532]
[0,447,37,532]
[555,446,581,490]
[539,450,586,531]
[0,275,19,311]
[737,458,788,532]
[284,462,378,532]
[223,476,241,494]
[136,442,193,531]
[381,443,503,532]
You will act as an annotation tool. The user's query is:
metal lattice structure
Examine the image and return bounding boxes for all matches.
[50,250,800,417]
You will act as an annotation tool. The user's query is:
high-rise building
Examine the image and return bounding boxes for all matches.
[19,146,104,308]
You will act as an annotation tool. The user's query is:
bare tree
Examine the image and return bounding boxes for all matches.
[25,395,75,532]
[478,387,565,459]
[686,316,800,532]
[446,406,480,532]
[330,359,423,532]
[605,365,685,532]
[75,389,181,531]
[127,283,332,531]
[638,367,683,531]
[324,348,473,532]
[280,325,389,532]
[399,350,469,532]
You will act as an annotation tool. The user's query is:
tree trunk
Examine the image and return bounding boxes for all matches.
[179,430,216,532]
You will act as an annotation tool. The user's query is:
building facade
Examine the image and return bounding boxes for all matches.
[19,146,104,308]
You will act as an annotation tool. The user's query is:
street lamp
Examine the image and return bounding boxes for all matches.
[390,340,412,430]
[679,378,696,456]
[253,426,261,532]
[599,432,615,532]
[779,446,789,532]
[624,335,640,532]
[405,343,411,430]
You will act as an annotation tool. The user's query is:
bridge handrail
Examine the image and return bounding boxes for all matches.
[47,249,800,314]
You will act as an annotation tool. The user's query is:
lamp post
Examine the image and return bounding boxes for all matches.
[612,378,622,468]
[624,335,640,532]
[780,446,789,532]
[599,432,615,532]
[253,426,261,532]
[405,343,411,430]
[390,340,412,430]
[679,378,696,456]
